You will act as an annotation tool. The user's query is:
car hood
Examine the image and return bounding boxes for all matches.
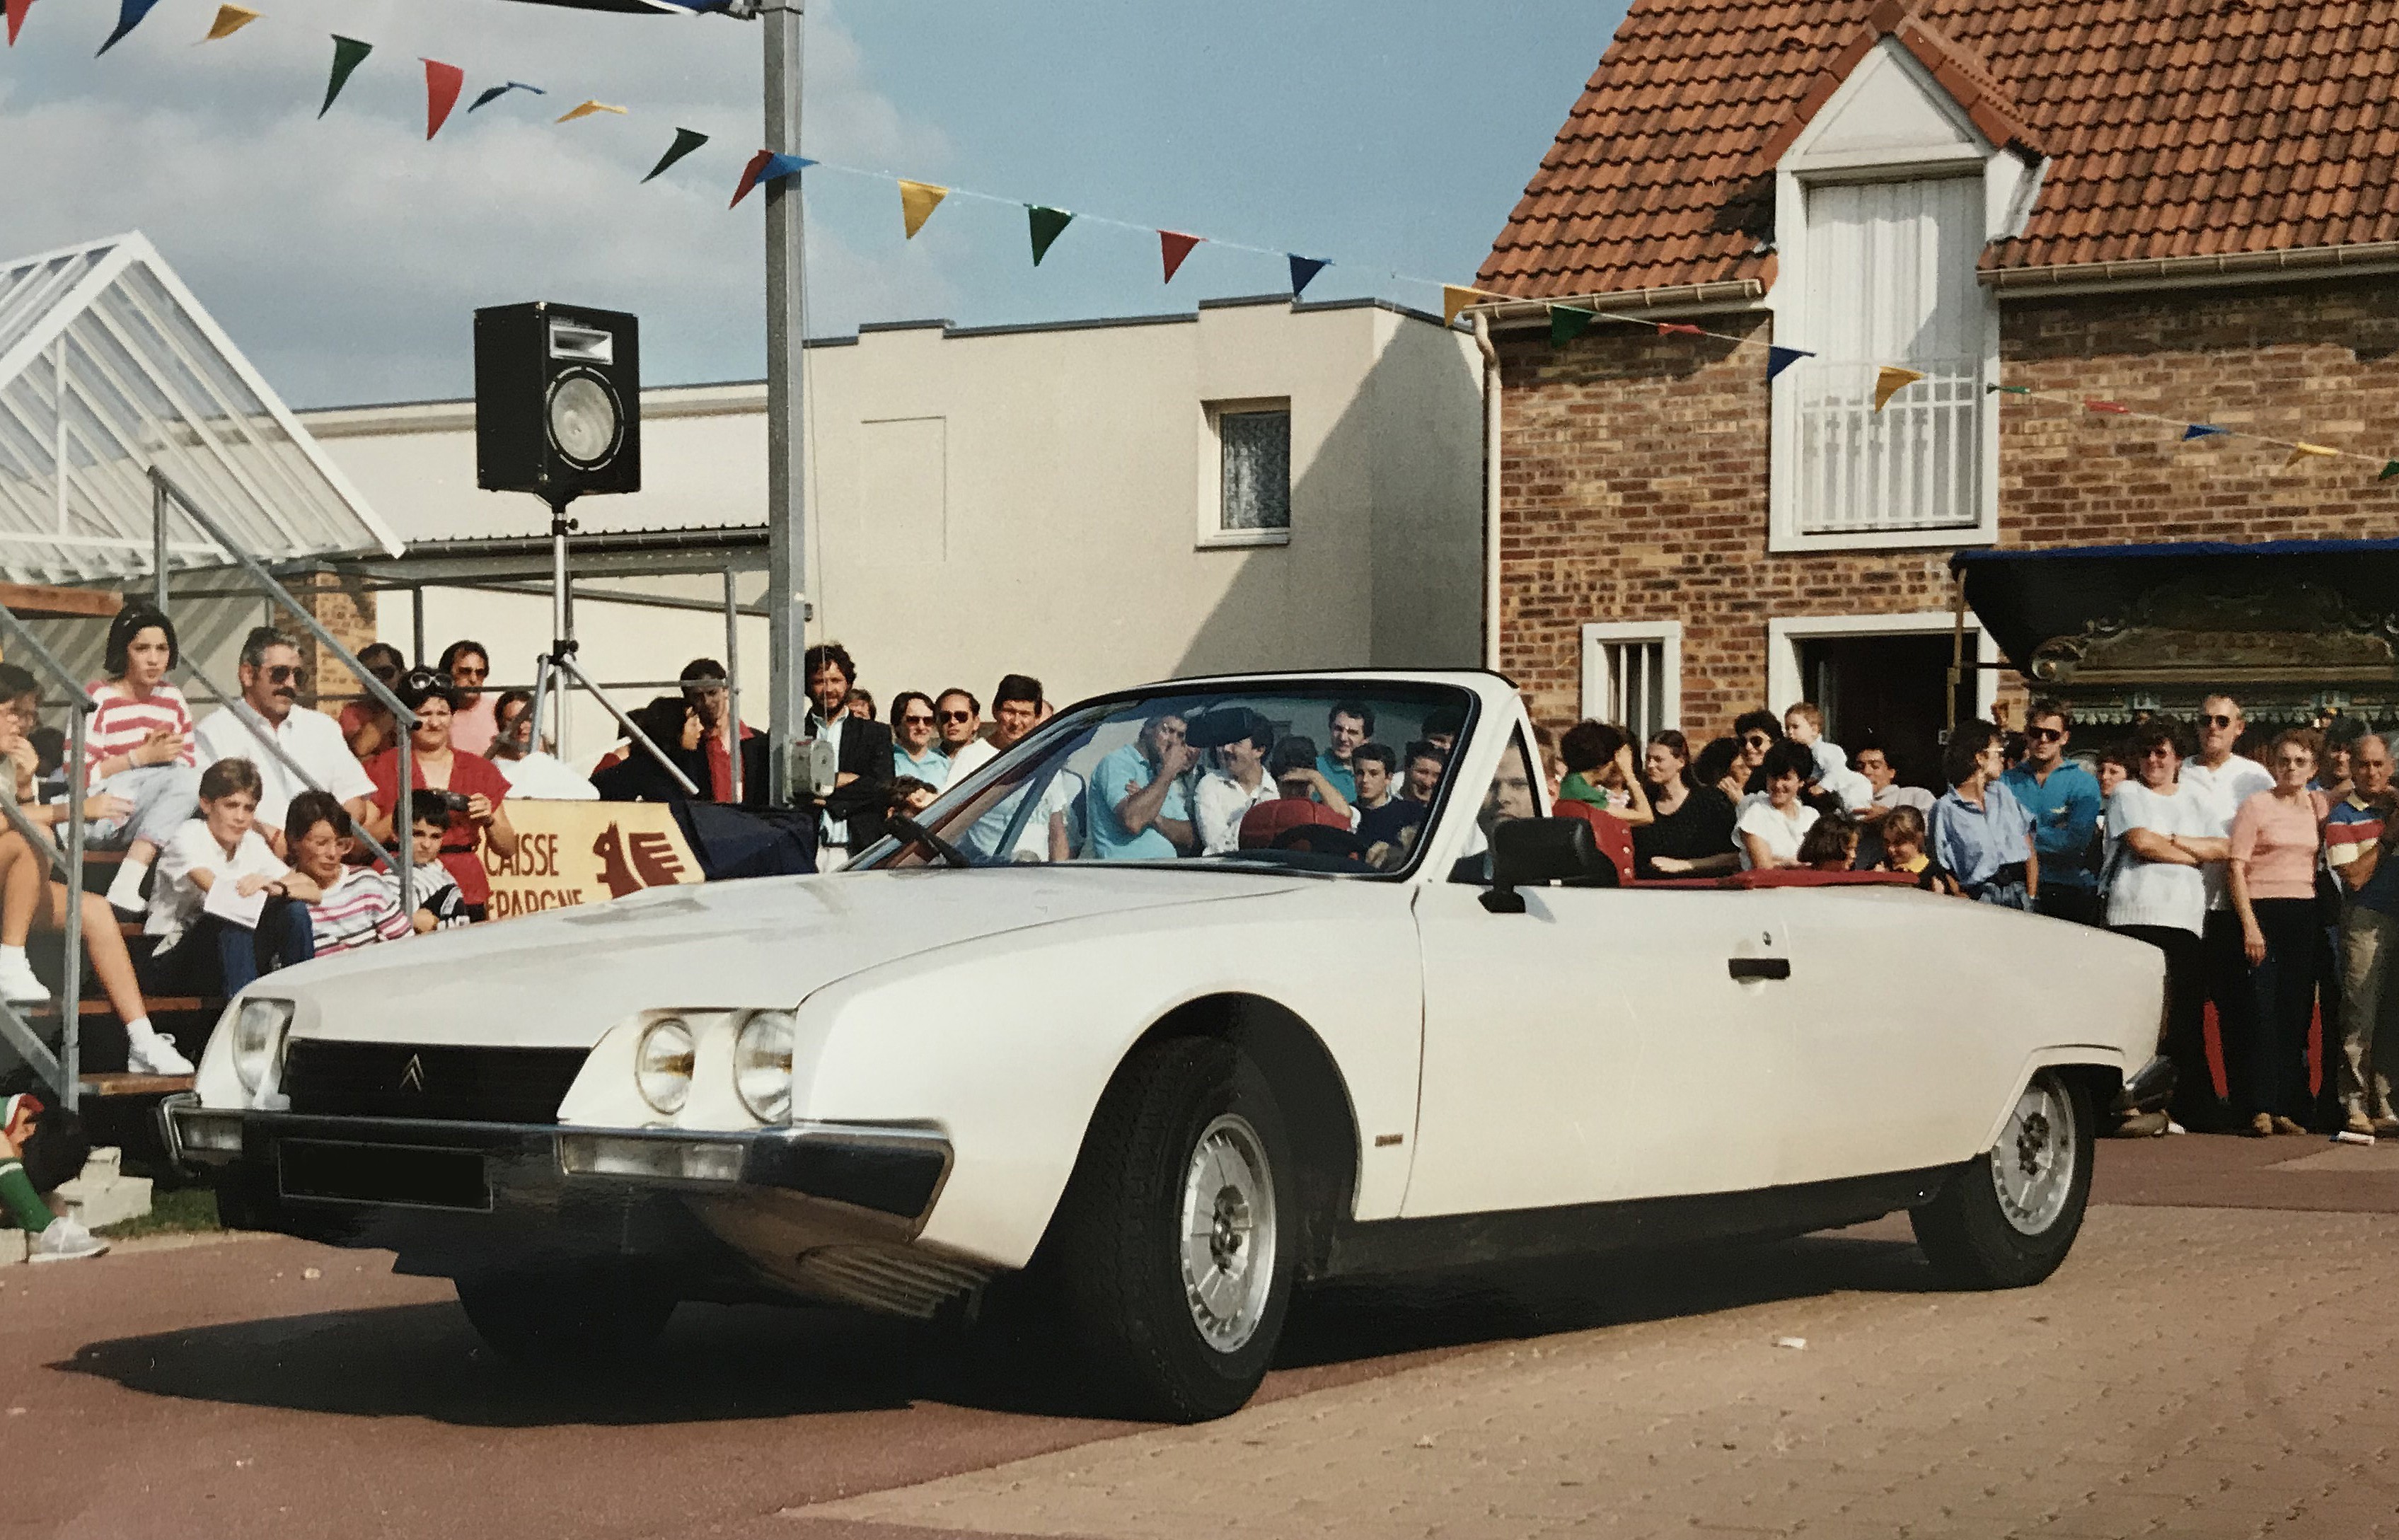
[268,867,1309,1048]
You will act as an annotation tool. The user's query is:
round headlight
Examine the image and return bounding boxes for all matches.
[546,372,620,467]
[231,998,293,1093]
[635,1017,695,1115]
[733,1011,797,1124]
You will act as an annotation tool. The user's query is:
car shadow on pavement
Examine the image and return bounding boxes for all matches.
[55,1297,927,1426]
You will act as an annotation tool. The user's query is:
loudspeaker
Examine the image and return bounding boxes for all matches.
[473,301,641,504]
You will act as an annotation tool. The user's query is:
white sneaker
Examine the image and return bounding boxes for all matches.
[29,1216,108,1263]
[126,1031,195,1076]
[0,954,48,1005]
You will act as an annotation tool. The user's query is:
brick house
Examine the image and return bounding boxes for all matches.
[1470,0,2399,785]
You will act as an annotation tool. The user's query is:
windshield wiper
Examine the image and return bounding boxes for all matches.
[886,814,974,869]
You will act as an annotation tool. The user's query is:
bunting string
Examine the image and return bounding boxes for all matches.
[18,0,2397,485]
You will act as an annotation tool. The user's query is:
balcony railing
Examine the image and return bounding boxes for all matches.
[1792,357,1984,536]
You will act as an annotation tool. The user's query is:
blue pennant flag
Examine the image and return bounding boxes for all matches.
[1288,255,1329,299]
[2181,423,2229,441]
[96,0,161,54]
[470,80,548,111]
[757,152,813,184]
[1766,345,1814,381]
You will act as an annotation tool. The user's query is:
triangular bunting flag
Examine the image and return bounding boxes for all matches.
[556,100,626,122]
[1160,231,1202,284]
[2180,424,2229,441]
[2286,441,2337,467]
[2381,460,2399,481]
[1655,322,1705,337]
[422,59,464,140]
[4,0,33,47]
[1873,366,1926,411]
[96,0,162,54]
[469,80,544,111]
[1028,206,1074,266]
[1441,286,1490,327]
[1987,383,2031,394]
[319,35,371,117]
[727,149,808,204]
[1288,255,1329,299]
[202,4,257,42]
[898,180,947,239]
[1549,306,1596,348]
[643,127,710,184]
[1765,345,1813,381]
[730,149,774,206]
[2085,399,2129,415]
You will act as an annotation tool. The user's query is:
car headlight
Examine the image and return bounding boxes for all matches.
[230,998,294,1094]
[733,1010,796,1123]
[635,1017,695,1115]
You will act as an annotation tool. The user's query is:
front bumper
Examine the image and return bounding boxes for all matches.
[159,1094,952,1229]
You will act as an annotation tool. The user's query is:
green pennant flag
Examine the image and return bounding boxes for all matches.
[2382,459,2399,481]
[320,35,371,117]
[1548,306,1596,348]
[642,127,710,184]
[1028,206,1074,266]
[1987,383,2031,395]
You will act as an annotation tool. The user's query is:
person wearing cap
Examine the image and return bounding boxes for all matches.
[1,1094,107,1262]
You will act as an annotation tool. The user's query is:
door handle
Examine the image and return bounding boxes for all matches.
[1728,957,1791,982]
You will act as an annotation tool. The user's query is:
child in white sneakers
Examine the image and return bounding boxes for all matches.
[0,1094,106,1262]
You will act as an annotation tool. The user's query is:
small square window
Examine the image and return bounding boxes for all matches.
[1216,408,1290,535]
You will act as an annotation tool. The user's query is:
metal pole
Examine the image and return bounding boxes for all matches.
[559,654,701,796]
[63,702,85,1108]
[763,0,809,809]
[152,477,170,616]
[724,565,743,805]
[411,585,426,666]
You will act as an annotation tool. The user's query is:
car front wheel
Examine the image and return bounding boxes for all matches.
[1048,1036,1297,1423]
[1912,1069,2093,1289]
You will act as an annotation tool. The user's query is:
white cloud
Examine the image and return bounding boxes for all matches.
[0,0,954,404]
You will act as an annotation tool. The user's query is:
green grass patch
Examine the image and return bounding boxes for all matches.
[96,1184,222,1239]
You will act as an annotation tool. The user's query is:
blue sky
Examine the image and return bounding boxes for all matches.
[3,0,1623,404]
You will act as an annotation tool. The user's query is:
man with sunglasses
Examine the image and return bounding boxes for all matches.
[2001,698,2105,926]
[196,626,376,858]
[2181,694,2275,1122]
[934,688,996,788]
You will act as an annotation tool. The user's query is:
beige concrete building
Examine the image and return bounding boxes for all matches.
[298,294,1484,755]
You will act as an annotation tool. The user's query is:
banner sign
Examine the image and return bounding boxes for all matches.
[480,800,701,920]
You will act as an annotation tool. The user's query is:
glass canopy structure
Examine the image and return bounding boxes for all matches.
[0,231,400,588]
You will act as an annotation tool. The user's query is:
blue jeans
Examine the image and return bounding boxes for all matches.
[88,764,201,850]
[147,899,314,997]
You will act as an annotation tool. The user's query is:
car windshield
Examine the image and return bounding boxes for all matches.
[852,681,1476,876]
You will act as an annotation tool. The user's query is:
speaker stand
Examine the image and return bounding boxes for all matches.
[526,500,698,796]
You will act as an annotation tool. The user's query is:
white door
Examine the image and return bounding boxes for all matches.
[1404,883,1795,1217]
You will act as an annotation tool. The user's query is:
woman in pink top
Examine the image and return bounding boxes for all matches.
[2228,727,2330,1137]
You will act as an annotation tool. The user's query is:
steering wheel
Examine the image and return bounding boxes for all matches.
[1268,824,1370,859]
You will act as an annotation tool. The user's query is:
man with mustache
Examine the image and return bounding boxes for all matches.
[195,626,377,859]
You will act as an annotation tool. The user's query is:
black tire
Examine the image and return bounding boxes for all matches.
[1046,1035,1297,1423]
[455,1263,676,1368]
[1912,1070,2094,1288]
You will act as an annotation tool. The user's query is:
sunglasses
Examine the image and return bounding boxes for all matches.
[1742,734,1773,748]
[2202,714,2238,729]
[901,713,937,726]
[2028,726,2064,743]
[939,710,973,724]
[265,664,307,685]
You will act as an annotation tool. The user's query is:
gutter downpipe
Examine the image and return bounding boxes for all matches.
[1474,312,1502,672]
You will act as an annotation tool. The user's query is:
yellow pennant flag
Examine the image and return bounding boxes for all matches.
[555,100,628,123]
[1873,366,1926,412]
[1441,285,1494,327]
[203,4,260,40]
[898,179,948,240]
[2285,441,2338,467]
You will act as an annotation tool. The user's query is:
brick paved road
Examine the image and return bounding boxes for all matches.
[6,1136,2396,1540]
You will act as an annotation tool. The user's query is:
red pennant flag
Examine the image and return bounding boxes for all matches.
[5,0,34,46]
[729,149,775,208]
[1655,323,1705,337]
[423,59,465,140]
[2085,398,2129,415]
[1160,231,1202,284]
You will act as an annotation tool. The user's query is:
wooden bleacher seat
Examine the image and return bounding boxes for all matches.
[78,1072,195,1097]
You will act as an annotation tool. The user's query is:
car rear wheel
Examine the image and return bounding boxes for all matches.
[456,1263,676,1368]
[1048,1035,1297,1423]
[1912,1070,2093,1289]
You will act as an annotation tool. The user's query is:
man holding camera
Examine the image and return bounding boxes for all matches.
[802,643,892,867]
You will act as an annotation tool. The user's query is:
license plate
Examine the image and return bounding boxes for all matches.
[278,1140,492,1212]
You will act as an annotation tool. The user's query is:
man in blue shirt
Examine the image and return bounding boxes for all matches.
[2001,697,2105,926]
[1085,713,1198,861]
[1930,718,2037,909]
[1314,701,1372,805]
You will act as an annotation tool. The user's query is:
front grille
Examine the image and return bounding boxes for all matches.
[282,1040,588,1124]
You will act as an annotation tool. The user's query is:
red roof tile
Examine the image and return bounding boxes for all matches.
[1478,0,2399,298]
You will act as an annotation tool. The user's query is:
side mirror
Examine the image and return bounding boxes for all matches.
[1483,816,1617,913]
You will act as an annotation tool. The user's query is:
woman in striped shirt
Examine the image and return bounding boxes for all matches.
[84,604,202,916]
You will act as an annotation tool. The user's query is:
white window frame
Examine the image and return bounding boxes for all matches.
[1580,621,1683,735]
[1766,39,2006,555]
[1765,610,1999,727]
[1198,396,1293,550]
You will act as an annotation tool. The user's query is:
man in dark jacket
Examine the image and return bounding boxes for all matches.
[803,642,892,864]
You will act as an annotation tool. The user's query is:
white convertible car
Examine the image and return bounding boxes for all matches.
[166,671,2166,1420]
